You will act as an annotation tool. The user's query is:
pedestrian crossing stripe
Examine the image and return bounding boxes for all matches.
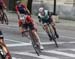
[11,49,75,59]
[6,41,75,47]
[11,51,59,59]
[43,50,75,58]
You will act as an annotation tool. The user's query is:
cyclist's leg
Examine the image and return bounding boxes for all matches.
[42,22,52,41]
[0,9,4,24]
[0,31,11,59]
[0,9,4,19]
[51,22,59,38]
[31,30,44,49]
[49,17,59,38]
[0,42,11,59]
[29,23,44,49]
[0,9,3,18]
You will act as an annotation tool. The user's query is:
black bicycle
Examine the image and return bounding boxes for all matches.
[24,30,41,56]
[0,10,8,25]
[47,23,58,47]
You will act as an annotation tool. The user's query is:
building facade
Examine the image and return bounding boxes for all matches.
[32,0,75,20]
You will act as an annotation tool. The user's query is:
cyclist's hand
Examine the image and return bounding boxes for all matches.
[4,6,7,9]
[5,52,11,59]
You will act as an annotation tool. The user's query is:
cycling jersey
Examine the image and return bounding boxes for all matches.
[15,4,28,14]
[18,15,33,26]
[18,15,37,30]
[38,10,52,24]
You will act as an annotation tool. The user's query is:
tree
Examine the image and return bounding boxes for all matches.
[27,0,33,14]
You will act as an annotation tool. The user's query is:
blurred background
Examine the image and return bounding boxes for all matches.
[4,0,75,20]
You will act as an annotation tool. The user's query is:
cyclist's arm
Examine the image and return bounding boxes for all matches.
[48,11,56,24]
[48,11,54,21]
[38,16,42,23]
[22,4,30,14]
[15,6,20,19]
[1,0,6,9]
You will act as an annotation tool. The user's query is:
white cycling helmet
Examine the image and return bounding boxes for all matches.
[39,7,44,13]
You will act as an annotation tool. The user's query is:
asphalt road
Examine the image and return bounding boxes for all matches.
[0,15,75,59]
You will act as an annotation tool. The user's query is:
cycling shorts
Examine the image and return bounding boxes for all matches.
[42,17,53,24]
[22,23,35,30]
[0,31,3,39]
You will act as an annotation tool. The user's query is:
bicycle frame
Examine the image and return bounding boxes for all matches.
[26,30,41,56]
[0,10,8,25]
[42,23,58,47]
[48,24,55,38]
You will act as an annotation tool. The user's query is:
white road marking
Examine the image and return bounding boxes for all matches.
[11,51,59,59]
[60,35,75,40]
[12,57,21,59]
[6,41,75,47]
[57,49,75,51]
[44,50,75,58]
[39,32,75,39]
[70,49,75,51]
[0,24,18,30]
[12,57,18,59]
[5,38,25,43]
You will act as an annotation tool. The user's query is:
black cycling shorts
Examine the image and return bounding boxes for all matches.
[42,17,53,24]
[0,30,3,39]
[0,5,3,10]
[22,23,35,30]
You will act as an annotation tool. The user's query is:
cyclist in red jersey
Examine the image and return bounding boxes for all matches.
[15,1,30,34]
[15,1,30,19]
[15,1,44,50]
[0,0,6,10]
[18,15,44,50]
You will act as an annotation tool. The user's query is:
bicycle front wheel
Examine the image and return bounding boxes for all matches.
[3,13,9,25]
[48,24,58,47]
[29,31,41,56]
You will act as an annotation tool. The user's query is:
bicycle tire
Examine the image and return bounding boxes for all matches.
[32,41,40,56]
[0,17,4,24]
[48,24,58,47]
[3,13,9,25]
[52,37,58,47]
[29,31,41,56]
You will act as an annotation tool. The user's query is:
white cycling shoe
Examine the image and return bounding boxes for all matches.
[40,45,44,50]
